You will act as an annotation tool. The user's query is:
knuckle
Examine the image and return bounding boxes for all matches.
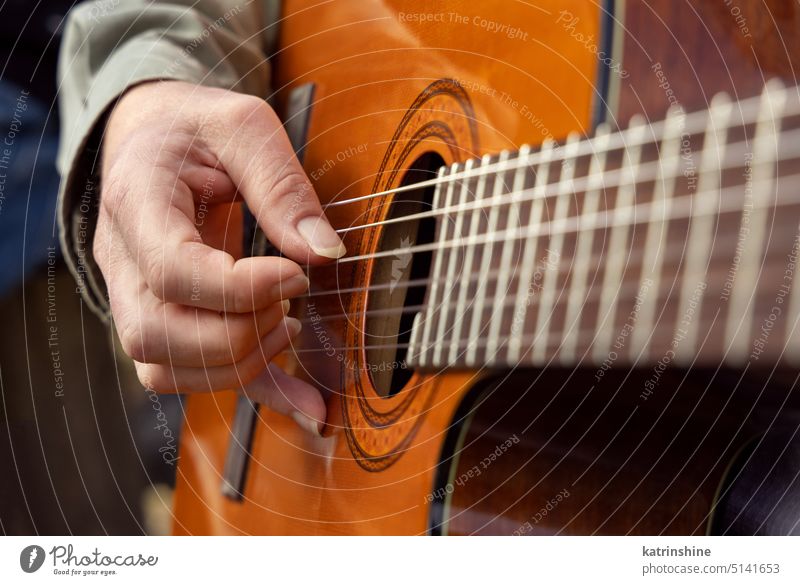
[100,168,129,212]
[270,169,311,201]
[137,366,170,393]
[143,248,170,300]
[101,137,160,214]
[118,312,157,363]
[229,94,274,127]
[258,169,314,226]
[120,325,147,363]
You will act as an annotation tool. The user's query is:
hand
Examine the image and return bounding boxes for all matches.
[95,81,343,435]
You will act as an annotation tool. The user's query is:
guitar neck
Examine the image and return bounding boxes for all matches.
[407,82,800,370]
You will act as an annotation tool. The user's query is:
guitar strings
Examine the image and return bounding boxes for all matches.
[328,126,799,240]
[276,86,796,356]
[301,126,791,300]
[285,265,785,357]
[284,180,800,353]
[317,112,668,209]
[291,146,797,320]
[322,167,799,267]
[318,87,794,212]
[296,221,793,327]
[286,299,735,356]
[296,171,800,312]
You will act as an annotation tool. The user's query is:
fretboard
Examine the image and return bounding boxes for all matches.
[406,81,800,370]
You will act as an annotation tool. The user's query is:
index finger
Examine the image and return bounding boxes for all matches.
[109,178,309,312]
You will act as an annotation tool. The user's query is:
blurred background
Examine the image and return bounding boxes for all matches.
[0,0,178,535]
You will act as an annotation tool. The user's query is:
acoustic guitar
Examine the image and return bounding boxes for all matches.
[172,0,800,535]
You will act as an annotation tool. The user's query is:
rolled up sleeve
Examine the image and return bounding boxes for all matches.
[56,0,274,318]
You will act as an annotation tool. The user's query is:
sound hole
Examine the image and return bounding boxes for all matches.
[366,152,443,397]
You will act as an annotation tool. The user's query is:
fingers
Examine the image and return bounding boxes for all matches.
[104,173,309,312]
[100,216,300,370]
[97,82,330,438]
[134,316,301,393]
[101,88,337,313]
[122,298,291,367]
[242,364,327,436]
[197,95,346,264]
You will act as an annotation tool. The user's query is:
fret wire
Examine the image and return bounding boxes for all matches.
[506,140,555,362]
[322,87,798,212]
[674,93,734,363]
[784,220,800,360]
[303,223,798,328]
[289,313,756,358]
[560,124,612,362]
[291,300,789,358]
[332,124,800,257]
[593,116,648,363]
[531,132,582,364]
[296,85,796,364]
[433,158,477,365]
[630,105,686,360]
[726,81,788,361]
[447,153,495,366]
[414,164,453,366]
[484,146,531,365]
[305,168,800,305]
[464,150,515,366]
[297,88,800,369]
[407,310,424,364]
[322,168,800,298]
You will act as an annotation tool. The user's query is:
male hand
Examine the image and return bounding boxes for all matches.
[95,81,343,435]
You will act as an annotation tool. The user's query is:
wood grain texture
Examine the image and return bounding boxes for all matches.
[173,0,600,535]
[172,0,800,535]
[616,0,800,124]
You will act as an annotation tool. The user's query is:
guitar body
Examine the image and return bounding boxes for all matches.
[173,0,800,535]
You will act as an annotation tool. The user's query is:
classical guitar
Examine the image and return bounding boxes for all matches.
[173,0,800,535]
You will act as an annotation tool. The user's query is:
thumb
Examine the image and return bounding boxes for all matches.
[201,95,346,264]
[242,364,327,436]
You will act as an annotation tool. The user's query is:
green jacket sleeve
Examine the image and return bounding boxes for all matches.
[56,0,279,319]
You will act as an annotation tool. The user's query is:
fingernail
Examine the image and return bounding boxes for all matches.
[291,411,321,436]
[285,316,302,337]
[297,216,346,259]
[271,274,309,300]
[281,299,291,314]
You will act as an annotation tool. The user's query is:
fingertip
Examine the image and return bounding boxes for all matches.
[284,316,302,337]
[271,256,308,280]
[270,274,309,302]
[241,364,327,433]
[232,256,307,311]
[296,215,346,259]
[237,255,304,284]
[291,411,323,436]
